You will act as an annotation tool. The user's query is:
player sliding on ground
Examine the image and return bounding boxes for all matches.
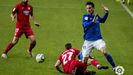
[55,43,109,75]
[1,0,40,59]
[81,1,117,74]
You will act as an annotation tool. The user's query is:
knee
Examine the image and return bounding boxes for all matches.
[12,39,18,45]
[101,48,107,55]
[103,51,107,55]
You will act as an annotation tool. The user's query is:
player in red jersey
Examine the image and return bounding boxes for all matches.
[55,43,81,74]
[55,43,108,75]
[1,0,40,59]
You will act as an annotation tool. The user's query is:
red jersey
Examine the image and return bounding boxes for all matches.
[58,48,80,74]
[12,3,33,29]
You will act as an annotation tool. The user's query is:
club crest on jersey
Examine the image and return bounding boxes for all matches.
[23,10,30,15]
[84,16,88,20]
[28,7,31,10]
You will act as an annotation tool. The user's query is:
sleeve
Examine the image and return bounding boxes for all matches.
[58,55,62,61]
[12,5,18,15]
[98,12,109,23]
[82,14,94,28]
[75,49,80,55]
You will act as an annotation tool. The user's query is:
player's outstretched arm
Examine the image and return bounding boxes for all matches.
[31,16,40,27]
[10,14,16,21]
[11,6,17,22]
[54,60,64,73]
[98,6,109,23]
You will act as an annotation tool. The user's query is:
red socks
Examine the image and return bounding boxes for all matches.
[91,59,100,67]
[3,41,36,54]
[3,42,14,54]
[28,43,36,52]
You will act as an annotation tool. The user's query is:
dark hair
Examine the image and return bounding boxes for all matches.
[65,43,72,50]
[86,1,95,8]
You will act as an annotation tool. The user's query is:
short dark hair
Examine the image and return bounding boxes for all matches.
[86,1,95,8]
[65,43,72,50]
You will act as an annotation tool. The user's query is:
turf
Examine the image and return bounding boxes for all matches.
[0,0,133,75]
[127,3,133,12]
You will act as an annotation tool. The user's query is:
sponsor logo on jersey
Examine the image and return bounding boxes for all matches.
[23,10,30,15]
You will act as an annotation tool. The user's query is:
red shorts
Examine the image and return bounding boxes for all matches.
[14,28,34,38]
[69,60,87,75]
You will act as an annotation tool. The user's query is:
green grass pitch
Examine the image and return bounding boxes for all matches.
[0,0,133,75]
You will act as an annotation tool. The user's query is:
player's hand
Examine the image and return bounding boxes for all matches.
[103,6,109,12]
[11,17,15,21]
[34,22,40,27]
[11,14,15,21]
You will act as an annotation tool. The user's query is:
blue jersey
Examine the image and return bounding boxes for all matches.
[82,12,109,41]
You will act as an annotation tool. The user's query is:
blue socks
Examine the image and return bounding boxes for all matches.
[79,52,116,68]
[105,53,116,68]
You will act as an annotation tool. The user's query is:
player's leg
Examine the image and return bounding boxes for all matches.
[1,28,21,58]
[2,37,19,58]
[82,40,93,64]
[69,60,88,75]
[27,35,36,57]
[94,39,116,69]
[25,28,36,57]
[88,58,109,70]
[69,60,78,75]
[79,53,108,70]
[101,48,116,70]
[76,60,96,75]
[84,70,96,75]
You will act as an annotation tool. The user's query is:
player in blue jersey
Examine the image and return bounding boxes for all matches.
[81,1,117,73]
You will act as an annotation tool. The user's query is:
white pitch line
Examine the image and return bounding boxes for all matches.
[120,2,133,18]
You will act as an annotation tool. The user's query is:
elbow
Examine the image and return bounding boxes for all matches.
[100,20,106,23]
[55,64,59,69]
[55,65,59,70]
